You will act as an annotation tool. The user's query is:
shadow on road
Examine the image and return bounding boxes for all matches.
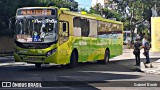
[2,58,156,89]
[15,58,158,72]
[0,58,145,80]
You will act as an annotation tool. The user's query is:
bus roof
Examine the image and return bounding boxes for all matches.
[62,10,123,24]
[18,7,55,10]
[18,7,123,24]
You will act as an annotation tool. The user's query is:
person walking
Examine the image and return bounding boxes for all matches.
[142,36,151,64]
[133,38,141,66]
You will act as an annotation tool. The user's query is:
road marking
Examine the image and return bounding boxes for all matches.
[0,62,32,66]
[0,62,57,67]
[80,71,142,75]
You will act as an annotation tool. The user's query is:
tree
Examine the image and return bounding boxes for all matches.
[111,0,157,45]
[39,0,78,11]
[79,8,88,12]
[90,3,103,15]
[89,3,123,21]
[102,8,122,21]
[0,0,20,36]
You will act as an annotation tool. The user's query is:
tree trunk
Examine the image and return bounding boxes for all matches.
[129,9,134,48]
[131,29,134,48]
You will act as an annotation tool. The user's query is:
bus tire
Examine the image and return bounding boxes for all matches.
[68,52,78,68]
[35,63,41,68]
[102,49,110,64]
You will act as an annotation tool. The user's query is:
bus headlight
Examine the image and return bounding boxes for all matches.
[46,48,57,57]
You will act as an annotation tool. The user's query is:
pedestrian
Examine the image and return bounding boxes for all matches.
[142,36,151,64]
[133,38,141,66]
[136,34,140,39]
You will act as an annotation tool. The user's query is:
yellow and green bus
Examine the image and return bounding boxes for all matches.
[13,7,123,68]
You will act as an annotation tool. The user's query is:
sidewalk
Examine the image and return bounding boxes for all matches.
[111,49,160,60]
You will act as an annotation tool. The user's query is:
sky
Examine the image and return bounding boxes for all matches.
[75,0,91,11]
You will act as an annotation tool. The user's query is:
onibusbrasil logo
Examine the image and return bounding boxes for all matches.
[1,82,42,88]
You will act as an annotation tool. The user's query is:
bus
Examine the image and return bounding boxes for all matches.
[12,7,123,68]
[123,31,131,45]
[123,31,136,45]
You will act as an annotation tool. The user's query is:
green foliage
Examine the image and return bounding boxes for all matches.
[89,7,99,14]
[40,0,78,11]
[102,8,122,21]
[111,0,155,25]
[89,3,123,21]
[79,8,88,12]
[89,3,102,15]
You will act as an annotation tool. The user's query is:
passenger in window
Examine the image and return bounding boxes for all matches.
[40,28,46,41]
[32,31,39,41]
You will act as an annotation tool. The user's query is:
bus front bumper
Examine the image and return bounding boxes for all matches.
[14,52,59,64]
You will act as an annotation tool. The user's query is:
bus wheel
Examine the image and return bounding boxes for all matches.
[68,52,78,68]
[102,50,110,64]
[35,63,41,68]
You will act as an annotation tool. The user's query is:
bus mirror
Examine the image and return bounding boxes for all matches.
[9,16,15,30]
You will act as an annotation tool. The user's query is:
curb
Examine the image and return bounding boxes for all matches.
[140,60,160,75]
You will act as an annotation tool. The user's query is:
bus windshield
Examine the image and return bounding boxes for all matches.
[15,17,58,43]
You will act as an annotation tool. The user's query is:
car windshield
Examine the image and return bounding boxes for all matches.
[15,17,58,43]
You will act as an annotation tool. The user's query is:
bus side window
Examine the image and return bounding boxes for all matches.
[63,23,67,32]
[59,21,69,37]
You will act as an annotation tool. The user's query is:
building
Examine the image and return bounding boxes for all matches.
[91,0,117,10]
[91,0,109,8]
[151,17,160,52]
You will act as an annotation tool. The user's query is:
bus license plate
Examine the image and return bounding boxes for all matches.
[28,57,37,60]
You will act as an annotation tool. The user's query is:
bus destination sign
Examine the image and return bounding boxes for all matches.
[17,9,55,15]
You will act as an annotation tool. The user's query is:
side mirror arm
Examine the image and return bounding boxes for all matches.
[8,16,15,30]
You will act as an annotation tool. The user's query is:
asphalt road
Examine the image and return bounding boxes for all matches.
[0,56,160,90]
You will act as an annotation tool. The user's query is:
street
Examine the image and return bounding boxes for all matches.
[0,49,160,90]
